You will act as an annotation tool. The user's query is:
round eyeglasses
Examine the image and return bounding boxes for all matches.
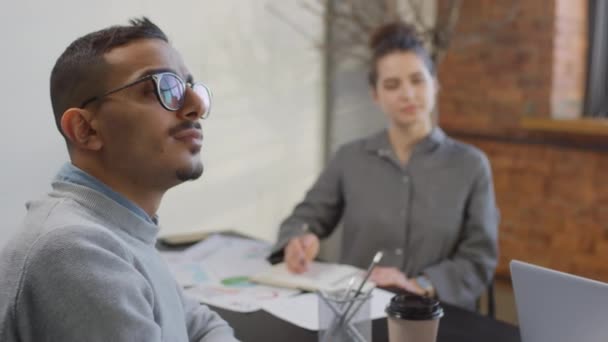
[80,72,212,119]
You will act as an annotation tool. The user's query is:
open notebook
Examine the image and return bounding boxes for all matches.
[250,261,375,293]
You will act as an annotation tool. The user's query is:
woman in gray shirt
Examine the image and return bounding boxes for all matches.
[274,22,499,310]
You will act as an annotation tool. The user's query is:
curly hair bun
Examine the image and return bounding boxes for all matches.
[369,22,423,51]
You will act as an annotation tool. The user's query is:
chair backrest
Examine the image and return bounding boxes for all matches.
[477,279,496,318]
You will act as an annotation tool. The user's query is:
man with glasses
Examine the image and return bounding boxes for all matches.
[0,18,238,341]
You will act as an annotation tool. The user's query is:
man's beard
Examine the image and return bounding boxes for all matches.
[176,161,204,182]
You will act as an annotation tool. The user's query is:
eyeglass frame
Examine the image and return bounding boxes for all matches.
[79,71,212,118]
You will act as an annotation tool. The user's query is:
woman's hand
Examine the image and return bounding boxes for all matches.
[284,233,320,273]
[370,267,426,296]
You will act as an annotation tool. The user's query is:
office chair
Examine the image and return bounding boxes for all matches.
[477,279,496,319]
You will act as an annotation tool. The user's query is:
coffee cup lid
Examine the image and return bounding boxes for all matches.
[385,293,444,321]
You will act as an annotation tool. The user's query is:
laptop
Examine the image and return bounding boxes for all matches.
[510,260,608,342]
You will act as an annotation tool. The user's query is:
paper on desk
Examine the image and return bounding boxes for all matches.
[160,234,273,287]
[250,261,375,293]
[260,288,395,331]
[185,283,300,313]
[160,234,299,313]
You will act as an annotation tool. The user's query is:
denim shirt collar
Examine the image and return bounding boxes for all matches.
[55,163,158,225]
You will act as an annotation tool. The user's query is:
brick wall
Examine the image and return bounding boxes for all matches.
[436,1,608,280]
[461,138,608,280]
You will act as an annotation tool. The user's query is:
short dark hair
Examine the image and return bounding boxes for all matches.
[368,22,435,86]
[49,17,169,138]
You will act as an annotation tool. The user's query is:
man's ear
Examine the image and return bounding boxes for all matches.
[60,108,103,151]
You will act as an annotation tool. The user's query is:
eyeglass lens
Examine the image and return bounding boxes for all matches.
[157,74,211,118]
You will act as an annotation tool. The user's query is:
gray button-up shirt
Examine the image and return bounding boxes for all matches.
[274,127,499,310]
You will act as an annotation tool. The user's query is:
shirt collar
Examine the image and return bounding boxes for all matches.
[54,163,158,225]
[364,126,446,156]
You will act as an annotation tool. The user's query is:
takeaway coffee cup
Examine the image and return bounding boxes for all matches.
[385,293,444,342]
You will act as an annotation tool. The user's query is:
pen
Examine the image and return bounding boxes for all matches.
[298,223,310,269]
[339,251,383,324]
[340,277,357,301]
[343,287,374,326]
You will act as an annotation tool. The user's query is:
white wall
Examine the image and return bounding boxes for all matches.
[0,0,323,248]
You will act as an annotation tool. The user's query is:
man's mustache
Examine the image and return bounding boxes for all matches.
[169,121,202,136]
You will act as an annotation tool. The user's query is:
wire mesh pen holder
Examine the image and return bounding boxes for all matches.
[317,289,372,342]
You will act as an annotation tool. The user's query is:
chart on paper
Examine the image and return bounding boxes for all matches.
[160,234,299,312]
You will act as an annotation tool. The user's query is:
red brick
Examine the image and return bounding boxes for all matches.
[437,0,597,279]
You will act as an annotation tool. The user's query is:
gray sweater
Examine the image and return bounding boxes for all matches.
[0,180,238,341]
